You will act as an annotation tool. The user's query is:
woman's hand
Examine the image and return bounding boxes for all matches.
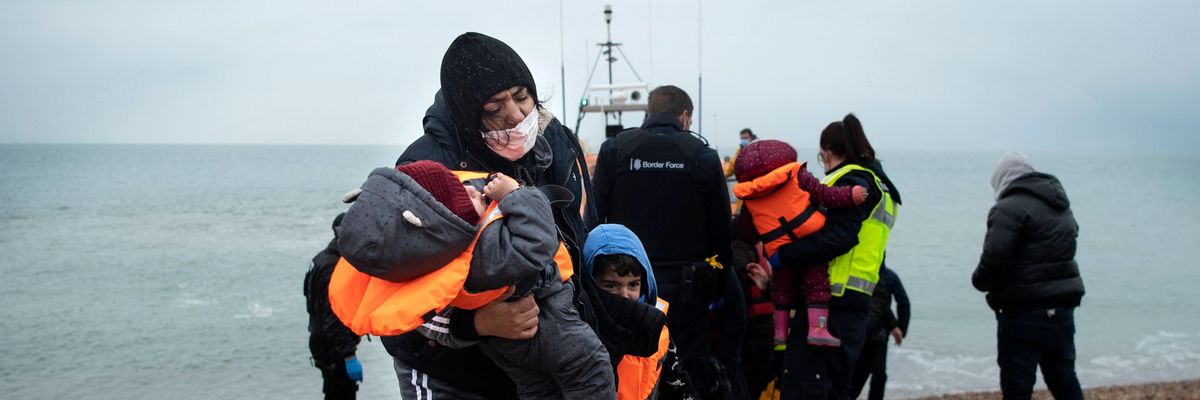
[473,287,539,340]
[484,173,520,202]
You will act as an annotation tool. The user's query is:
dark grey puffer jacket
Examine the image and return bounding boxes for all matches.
[337,166,560,294]
[336,167,477,282]
[972,172,1085,311]
[465,187,560,296]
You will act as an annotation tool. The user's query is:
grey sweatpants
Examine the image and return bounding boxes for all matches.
[479,279,615,400]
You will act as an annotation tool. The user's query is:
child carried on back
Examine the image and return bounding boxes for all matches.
[329,160,614,399]
[732,140,867,347]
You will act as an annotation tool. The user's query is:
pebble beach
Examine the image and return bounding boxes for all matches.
[915,379,1200,400]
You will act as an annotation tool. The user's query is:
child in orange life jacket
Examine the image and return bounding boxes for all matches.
[731,140,867,347]
[336,161,614,399]
[582,224,699,400]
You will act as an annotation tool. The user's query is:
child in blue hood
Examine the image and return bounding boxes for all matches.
[583,224,699,400]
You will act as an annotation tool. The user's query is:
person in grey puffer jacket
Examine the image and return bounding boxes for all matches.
[972,151,1084,400]
[338,161,613,400]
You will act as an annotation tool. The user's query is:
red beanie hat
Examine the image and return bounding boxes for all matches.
[734,139,798,183]
[395,161,480,226]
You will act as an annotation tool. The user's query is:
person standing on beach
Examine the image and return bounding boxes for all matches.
[973,151,1085,400]
[729,229,775,398]
[775,114,901,400]
[850,264,910,400]
[592,85,741,399]
[304,213,363,400]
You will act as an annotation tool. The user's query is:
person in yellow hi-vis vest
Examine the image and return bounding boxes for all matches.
[773,114,901,400]
[582,224,701,400]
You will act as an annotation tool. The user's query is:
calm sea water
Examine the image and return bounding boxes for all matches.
[0,144,1197,399]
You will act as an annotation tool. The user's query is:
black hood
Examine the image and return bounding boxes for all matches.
[422,90,461,155]
[865,160,902,205]
[825,160,903,205]
[1000,172,1070,211]
[417,90,552,178]
[440,32,537,152]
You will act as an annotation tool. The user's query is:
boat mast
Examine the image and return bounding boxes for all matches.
[573,4,649,142]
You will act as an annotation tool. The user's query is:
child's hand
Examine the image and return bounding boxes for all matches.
[484,173,520,201]
[746,263,771,291]
[852,185,869,205]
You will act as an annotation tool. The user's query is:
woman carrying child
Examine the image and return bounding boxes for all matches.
[771,114,901,400]
[383,32,598,399]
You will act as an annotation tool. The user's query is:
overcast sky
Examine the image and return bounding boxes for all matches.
[2,1,1197,156]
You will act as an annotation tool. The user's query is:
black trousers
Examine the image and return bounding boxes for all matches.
[311,336,357,400]
[996,307,1082,400]
[317,358,357,400]
[655,263,722,399]
[741,315,776,399]
[849,337,887,400]
[780,290,871,400]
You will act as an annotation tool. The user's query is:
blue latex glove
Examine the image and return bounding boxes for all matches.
[344,356,363,382]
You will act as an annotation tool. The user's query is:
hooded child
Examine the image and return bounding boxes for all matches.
[583,224,700,400]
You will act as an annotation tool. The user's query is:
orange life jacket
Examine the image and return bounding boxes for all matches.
[616,298,672,400]
[732,162,827,257]
[327,201,574,336]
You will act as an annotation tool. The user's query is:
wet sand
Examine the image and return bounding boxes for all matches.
[915,378,1200,399]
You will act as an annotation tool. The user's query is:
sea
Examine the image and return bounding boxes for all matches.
[1,144,1197,399]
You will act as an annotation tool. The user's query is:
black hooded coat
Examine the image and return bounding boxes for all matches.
[972,172,1084,311]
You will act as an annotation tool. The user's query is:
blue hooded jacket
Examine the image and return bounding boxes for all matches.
[582,224,659,304]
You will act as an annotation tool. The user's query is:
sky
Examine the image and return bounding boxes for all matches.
[1,0,1198,156]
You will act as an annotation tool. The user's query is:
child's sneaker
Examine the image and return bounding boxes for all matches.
[806,306,841,347]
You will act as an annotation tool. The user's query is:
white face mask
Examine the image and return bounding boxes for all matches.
[481,107,539,161]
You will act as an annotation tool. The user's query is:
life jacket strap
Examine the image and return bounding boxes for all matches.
[759,202,819,244]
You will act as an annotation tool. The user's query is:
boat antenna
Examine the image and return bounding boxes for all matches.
[697,0,703,136]
[560,0,567,120]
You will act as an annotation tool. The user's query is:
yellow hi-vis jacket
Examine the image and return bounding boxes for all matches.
[821,164,896,297]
